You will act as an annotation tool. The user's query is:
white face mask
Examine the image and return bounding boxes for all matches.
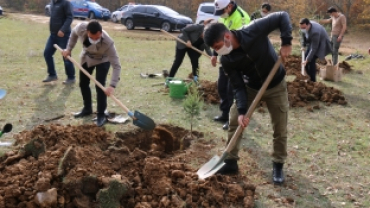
[220,12,229,18]
[300,29,307,34]
[89,37,101,45]
[216,37,233,55]
[260,11,267,17]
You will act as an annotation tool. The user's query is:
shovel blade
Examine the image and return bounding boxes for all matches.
[197,153,227,179]
[132,110,156,130]
[0,89,6,99]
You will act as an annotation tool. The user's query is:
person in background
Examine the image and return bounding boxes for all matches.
[319,6,347,65]
[300,18,332,82]
[167,19,214,83]
[204,11,292,184]
[250,3,271,20]
[62,21,122,127]
[212,0,250,131]
[43,0,75,84]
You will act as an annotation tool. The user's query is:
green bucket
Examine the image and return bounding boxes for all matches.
[167,78,190,99]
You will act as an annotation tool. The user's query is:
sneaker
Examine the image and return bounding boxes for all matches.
[42,76,58,82]
[193,76,198,82]
[63,78,76,85]
[272,162,285,184]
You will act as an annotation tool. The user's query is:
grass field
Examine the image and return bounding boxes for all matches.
[1,14,370,207]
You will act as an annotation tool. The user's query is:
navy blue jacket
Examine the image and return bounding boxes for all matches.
[49,0,73,35]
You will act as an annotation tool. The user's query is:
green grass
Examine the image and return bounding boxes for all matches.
[1,15,370,208]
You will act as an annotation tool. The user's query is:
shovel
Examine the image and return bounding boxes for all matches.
[301,50,306,76]
[54,44,156,130]
[0,89,6,99]
[197,57,282,179]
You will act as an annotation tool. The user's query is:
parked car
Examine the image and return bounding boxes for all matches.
[195,2,219,24]
[45,3,51,16]
[0,6,3,15]
[70,0,110,20]
[121,5,193,32]
[111,4,137,23]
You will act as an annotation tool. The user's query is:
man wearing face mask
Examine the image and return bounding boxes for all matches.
[204,11,292,184]
[62,21,122,127]
[299,18,332,82]
[319,6,347,65]
[250,3,271,20]
[212,0,250,131]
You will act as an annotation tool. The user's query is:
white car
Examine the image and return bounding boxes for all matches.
[195,2,219,24]
[111,4,136,23]
[45,3,51,16]
[0,6,3,15]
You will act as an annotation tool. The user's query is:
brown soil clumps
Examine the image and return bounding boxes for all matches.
[198,80,220,104]
[0,124,255,208]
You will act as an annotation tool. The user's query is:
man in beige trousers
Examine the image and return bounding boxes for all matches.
[62,21,122,126]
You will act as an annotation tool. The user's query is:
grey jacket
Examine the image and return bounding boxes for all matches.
[66,22,121,87]
[177,24,211,55]
[49,0,73,35]
[301,21,332,62]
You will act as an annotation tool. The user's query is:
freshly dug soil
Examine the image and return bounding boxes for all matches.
[198,80,220,104]
[0,124,256,208]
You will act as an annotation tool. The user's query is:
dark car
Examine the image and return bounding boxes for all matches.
[120,5,193,32]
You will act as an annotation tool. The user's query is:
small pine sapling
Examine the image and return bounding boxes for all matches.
[182,84,203,138]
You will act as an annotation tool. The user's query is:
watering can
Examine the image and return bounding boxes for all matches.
[166,78,192,99]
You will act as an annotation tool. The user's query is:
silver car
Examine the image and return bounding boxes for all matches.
[111,4,136,23]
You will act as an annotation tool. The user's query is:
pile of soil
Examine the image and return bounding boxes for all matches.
[338,61,353,73]
[0,124,255,208]
[198,80,220,104]
[287,78,347,108]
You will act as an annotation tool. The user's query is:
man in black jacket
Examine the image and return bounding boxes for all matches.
[43,0,75,84]
[204,11,292,184]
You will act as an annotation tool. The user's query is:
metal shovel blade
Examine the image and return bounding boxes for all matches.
[0,89,6,99]
[0,142,13,147]
[132,110,156,130]
[197,153,228,179]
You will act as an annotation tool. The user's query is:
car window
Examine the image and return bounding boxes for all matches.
[132,6,146,13]
[156,6,178,15]
[120,6,127,11]
[146,7,158,14]
[200,6,215,14]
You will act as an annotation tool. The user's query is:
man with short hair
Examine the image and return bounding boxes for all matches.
[250,3,271,20]
[212,0,250,131]
[62,21,122,127]
[204,11,292,184]
[320,6,347,65]
[300,18,332,82]
[43,0,75,84]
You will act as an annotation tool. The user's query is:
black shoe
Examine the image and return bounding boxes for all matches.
[96,114,107,127]
[222,122,229,130]
[272,162,285,184]
[74,108,93,118]
[214,114,228,122]
[42,76,58,82]
[216,159,238,175]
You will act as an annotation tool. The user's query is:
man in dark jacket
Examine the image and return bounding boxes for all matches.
[300,18,332,82]
[43,0,75,84]
[167,20,213,82]
[204,11,292,184]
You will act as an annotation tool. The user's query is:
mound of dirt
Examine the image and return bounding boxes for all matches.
[0,124,256,208]
[287,78,347,108]
[198,80,220,104]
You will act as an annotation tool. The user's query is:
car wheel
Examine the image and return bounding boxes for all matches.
[161,21,171,32]
[145,27,150,30]
[89,12,96,19]
[125,19,135,30]
[112,15,117,23]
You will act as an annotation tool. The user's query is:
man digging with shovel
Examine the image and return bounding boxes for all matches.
[203,11,292,184]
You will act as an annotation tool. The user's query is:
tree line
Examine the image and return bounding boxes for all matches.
[2,0,370,27]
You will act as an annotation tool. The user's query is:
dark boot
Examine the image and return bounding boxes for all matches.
[96,114,107,127]
[74,107,93,118]
[273,162,285,184]
[216,159,238,175]
[213,114,228,122]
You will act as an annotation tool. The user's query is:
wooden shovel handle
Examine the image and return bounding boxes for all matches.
[53,44,134,118]
[160,30,218,63]
[225,57,282,153]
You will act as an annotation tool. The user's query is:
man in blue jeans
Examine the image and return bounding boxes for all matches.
[43,0,75,84]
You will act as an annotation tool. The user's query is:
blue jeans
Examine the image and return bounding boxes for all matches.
[43,33,75,79]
